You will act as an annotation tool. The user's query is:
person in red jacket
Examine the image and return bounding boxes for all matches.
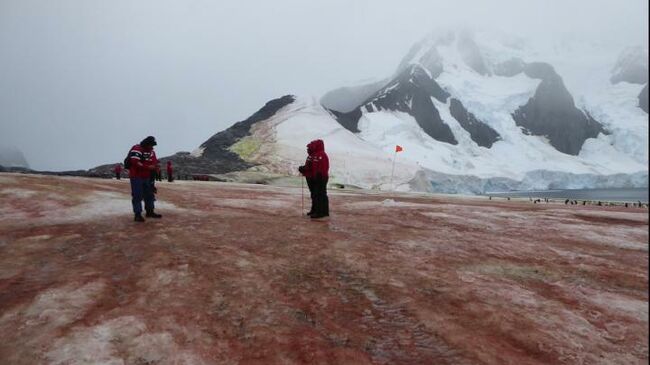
[155,165,162,182]
[166,161,174,182]
[114,164,122,180]
[299,139,329,219]
[128,136,162,222]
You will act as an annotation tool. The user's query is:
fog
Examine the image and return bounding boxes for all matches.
[0,0,647,170]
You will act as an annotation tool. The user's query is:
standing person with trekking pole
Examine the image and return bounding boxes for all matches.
[298,139,329,219]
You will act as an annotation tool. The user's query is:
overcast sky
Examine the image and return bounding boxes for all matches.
[0,0,647,170]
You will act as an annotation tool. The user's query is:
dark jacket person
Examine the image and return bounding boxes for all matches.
[128,136,162,222]
[166,161,174,182]
[114,164,122,180]
[299,139,329,219]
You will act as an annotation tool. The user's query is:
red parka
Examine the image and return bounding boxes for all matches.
[300,139,329,179]
[128,144,158,179]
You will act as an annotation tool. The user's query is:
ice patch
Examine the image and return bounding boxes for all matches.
[588,292,649,322]
[21,281,106,328]
[153,266,191,286]
[0,188,37,198]
[54,192,180,224]
[344,199,435,210]
[45,316,207,365]
[215,197,292,210]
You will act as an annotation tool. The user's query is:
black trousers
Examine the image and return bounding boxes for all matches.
[311,177,329,216]
[306,177,316,213]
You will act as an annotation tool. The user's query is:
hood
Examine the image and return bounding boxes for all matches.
[310,139,325,153]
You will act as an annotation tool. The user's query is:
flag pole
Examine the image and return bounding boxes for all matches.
[390,150,397,191]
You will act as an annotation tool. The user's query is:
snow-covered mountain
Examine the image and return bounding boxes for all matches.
[95,29,649,193]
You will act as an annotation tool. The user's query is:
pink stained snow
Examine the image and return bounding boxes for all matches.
[0,173,648,364]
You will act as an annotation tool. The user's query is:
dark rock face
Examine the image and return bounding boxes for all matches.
[611,47,649,85]
[449,99,501,148]
[165,95,296,176]
[639,84,649,113]
[332,65,457,145]
[199,95,295,161]
[513,63,606,155]
[368,65,450,108]
[328,108,362,133]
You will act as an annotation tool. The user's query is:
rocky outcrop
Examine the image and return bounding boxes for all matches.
[512,62,606,155]
[199,95,295,160]
[449,99,501,148]
[328,108,362,133]
[611,47,649,85]
[84,95,296,178]
[332,64,457,145]
[639,84,648,113]
[161,95,296,176]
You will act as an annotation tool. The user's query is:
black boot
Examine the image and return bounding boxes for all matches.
[134,214,145,222]
[145,210,162,218]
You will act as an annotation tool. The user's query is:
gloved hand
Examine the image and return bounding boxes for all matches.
[298,166,305,173]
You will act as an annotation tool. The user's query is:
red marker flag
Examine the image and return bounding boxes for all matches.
[395,145,403,153]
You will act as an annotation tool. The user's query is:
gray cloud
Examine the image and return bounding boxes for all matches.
[0,0,647,170]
